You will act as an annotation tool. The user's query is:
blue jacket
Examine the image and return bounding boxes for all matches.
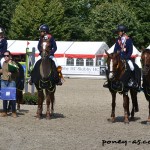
[114,36,133,60]
[0,38,7,57]
[37,34,57,56]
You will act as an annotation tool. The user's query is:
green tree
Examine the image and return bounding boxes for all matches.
[87,2,140,47]
[0,0,19,35]
[8,0,64,40]
[126,0,150,48]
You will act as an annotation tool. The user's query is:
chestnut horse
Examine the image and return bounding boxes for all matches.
[105,51,141,123]
[30,35,59,119]
[141,49,150,124]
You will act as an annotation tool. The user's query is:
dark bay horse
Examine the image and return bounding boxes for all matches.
[30,35,59,119]
[141,49,150,124]
[104,51,141,123]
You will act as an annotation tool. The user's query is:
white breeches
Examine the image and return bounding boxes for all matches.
[127,60,134,71]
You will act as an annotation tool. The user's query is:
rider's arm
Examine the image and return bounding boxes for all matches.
[37,38,42,52]
[50,37,57,56]
[123,39,133,60]
[114,39,120,53]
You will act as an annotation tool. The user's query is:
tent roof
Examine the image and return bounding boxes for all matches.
[65,42,109,58]
[54,41,73,57]
[147,45,150,49]
[103,44,141,57]
[7,40,109,58]
[8,40,39,55]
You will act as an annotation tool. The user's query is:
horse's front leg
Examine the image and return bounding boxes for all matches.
[45,90,51,119]
[50,92,55,115]
[110,91,116,122]
[147,101,150,124]
[17,102,20,112]
[123,93,129,123]
[37,90,44,119]
[130,89,138,120]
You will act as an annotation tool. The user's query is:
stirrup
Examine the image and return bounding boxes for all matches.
[103,81,109,88]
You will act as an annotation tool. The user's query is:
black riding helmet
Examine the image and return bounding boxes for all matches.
[39,24,49,33]
[116,25,128,33]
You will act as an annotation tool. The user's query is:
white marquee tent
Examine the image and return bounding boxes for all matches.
[7,40,109,76]
[147,45,150,49]
[64,41,109,59]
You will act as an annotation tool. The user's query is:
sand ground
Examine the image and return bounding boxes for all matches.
[0,78,150,150]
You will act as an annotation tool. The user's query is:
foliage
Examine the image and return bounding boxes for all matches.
[8,0,64,40]
[88,2,140,47]
[0,0,149,48]
[23,92,38,105]
[0,0,19,35]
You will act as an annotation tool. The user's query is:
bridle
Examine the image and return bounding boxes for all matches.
[106,53,125,81]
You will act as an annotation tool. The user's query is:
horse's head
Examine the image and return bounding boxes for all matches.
[105,50,123,80]
[41,35,51,59]
[141,49,150,76]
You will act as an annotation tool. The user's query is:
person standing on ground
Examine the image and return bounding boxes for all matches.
[0,50,19,118]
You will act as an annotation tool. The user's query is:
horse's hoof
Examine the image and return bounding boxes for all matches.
[107,118,115,123]
[124,120,129,124]
[130,117,135,121]
[46,117,50,120]
[51,110,54,115]
[36,117,40,120]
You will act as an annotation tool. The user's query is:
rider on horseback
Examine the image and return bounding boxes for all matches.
[104,25,139,90]
[29,24,63,85]
[0,27,7,67]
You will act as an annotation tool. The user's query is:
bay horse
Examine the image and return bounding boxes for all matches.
[30,35,59,119]
[104,50,141,123]
[141,48,150,124]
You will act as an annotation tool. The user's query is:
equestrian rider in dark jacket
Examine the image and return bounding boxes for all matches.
[29,24,62,85]
[113,25,139,89]
[104,25,138,90]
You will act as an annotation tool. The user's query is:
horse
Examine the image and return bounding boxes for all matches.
[141,48,150,124]
[30,35,59,119]
[104,50,141,123]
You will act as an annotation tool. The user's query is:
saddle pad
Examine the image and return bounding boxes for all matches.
[0,87,16,100]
